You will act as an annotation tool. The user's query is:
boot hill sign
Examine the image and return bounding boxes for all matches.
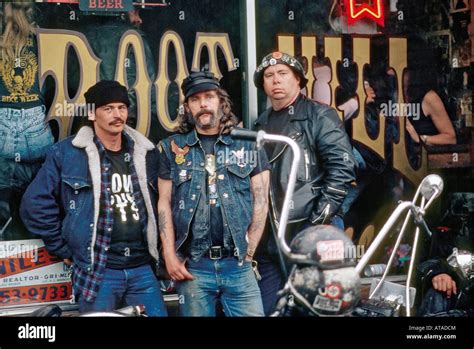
[37,29,427,184]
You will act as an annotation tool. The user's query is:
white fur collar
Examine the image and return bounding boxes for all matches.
[72,125,155,151]
[70,125,159,262]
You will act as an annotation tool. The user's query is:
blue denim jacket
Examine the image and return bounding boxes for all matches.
[160,130,257,262]
[20,126,160,274]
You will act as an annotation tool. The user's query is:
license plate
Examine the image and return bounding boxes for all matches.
[313,295,342,312]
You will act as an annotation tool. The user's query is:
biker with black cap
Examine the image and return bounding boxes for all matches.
[157,70,270,316]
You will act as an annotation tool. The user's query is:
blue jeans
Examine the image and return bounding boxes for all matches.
[417,287,457,316]
[0,106,54,161]
[0,106,53,240]
[256,255,285,315]
[77,264,168,317]
[177,257,264,317]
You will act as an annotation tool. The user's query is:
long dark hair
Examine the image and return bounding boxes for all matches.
[175,88,239,134]
[406,38,439,104]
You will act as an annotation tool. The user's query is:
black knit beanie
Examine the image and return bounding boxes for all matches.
[84,80,130,109]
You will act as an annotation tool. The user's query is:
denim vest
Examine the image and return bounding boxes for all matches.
[161,130,256,262]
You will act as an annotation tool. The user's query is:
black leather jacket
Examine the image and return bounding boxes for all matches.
[255,94,356,226]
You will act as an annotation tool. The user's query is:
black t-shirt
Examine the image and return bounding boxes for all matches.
[158,132,271,252]
[263,96,304,159]
[105,138,150,269]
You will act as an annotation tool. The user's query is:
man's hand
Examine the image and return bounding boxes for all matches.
[164,253,194,281]
[432,273,457,298]
[63,259,72,266]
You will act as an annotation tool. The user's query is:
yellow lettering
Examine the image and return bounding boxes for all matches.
[154,31,189,132]
[277,35,295,56]
[191,33,237,80]
[38,29,100,139]
[115,30,152,136]
[324,36,344,119]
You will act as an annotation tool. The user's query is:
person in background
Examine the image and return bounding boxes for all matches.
[0,1,54,241]
[404,40,456,147]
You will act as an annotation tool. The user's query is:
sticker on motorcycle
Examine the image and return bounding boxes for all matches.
[316,240,345,263]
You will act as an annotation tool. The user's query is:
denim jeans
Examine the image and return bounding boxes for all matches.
[257,217,345,315]
[77,264,168,317]
[417,287,457,316]
[0,106,53,240]
[256,255,286,315]
[0,106,54,162]
[177,257,264,316]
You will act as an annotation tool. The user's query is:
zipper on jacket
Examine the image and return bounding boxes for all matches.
[304,149,310,181]
[327,186,347,195]
[270,132,302,163]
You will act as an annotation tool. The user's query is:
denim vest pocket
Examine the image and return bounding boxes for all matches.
[174,167,193,185]
[25,125,54,161]
[226,163,253,195]
[172,168,194,220]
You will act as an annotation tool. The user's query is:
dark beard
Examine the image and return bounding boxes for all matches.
[194,109,219,129]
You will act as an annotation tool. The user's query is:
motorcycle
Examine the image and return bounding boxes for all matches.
[230,128,445,317]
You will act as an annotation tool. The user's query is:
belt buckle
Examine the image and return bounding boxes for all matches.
[209,246,223,260]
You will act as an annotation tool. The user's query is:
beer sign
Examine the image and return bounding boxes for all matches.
[79,0,134,12]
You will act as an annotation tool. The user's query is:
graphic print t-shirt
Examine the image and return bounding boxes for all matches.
[105,140,150,269]
[198,134,225,247]
[0,36,43,108]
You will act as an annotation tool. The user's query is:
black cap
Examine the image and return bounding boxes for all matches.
[254,51,308,89]
[84,80,130,109]
[181,71,220,100]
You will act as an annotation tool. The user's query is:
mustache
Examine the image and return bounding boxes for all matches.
[109,118,125,125]
[195,109,215,118]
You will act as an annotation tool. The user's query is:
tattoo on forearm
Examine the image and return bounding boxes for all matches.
[252,185,268,207]
[248,183,269,238]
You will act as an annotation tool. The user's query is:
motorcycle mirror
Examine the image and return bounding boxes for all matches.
[420,174,444,201]
[447,248,473,278]
[456,251,473,272]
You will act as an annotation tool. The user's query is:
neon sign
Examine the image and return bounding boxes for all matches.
[345,0,385,27]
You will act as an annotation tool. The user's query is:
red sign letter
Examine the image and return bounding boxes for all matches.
[345,0,385,27]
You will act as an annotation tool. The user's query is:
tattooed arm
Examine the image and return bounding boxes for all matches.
[158,178,194,280]
[246,170,270,261]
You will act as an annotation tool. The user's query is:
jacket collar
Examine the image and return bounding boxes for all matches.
[254,93,307,128]
[72,125,155,151]
[183,129,232,147]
